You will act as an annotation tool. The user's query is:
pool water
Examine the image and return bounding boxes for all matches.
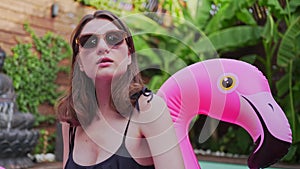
[199,161,283,169]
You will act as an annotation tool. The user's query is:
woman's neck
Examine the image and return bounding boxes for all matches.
[94,79,113,112]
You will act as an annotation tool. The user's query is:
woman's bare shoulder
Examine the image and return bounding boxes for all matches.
[61,121,70,130]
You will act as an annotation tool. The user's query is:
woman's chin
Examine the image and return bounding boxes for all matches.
[95,68,126,81]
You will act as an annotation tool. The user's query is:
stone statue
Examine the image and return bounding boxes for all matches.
[0,47,39,169]
[0,48,35,129]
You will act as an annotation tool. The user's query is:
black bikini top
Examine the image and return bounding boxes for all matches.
[64,87,155,169]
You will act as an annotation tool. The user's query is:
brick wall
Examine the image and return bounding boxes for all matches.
[0,0,95,115]
[0,0,94,55]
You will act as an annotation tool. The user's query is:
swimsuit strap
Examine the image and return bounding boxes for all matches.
[68,126,77,151]
[123,87,153,142]
[122,113,132,142]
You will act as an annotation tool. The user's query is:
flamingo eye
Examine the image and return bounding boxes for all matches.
[218,74,238,93]
[222,77,234,89]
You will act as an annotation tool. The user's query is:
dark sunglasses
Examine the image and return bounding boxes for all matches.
[76,30,127,49]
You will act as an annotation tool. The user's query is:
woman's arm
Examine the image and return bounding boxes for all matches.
[61,122,70,168]
[139,94,185,169]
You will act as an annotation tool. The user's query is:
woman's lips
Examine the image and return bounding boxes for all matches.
[96,57,113,67]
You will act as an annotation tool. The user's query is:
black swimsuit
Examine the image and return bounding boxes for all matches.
[64,88,155,169]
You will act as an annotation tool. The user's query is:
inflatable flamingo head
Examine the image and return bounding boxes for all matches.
[157,58,292,169]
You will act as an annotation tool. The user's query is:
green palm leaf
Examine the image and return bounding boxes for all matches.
[277,17,300,67]
[197,25,263,53]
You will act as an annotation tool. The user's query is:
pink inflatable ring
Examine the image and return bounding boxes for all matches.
[157,58,292,169]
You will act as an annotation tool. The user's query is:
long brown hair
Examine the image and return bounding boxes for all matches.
[56,10,144,127]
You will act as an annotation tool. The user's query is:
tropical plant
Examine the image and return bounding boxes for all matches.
[276,16,300,163]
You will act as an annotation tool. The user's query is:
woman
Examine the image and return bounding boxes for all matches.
[56,10,185,169]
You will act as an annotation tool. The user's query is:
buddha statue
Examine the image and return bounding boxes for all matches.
[0,47,39,169]
[0,48,35,129]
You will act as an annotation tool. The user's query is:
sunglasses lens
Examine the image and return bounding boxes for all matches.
[79,35,98,48]
[78,31,126,49]
[105,31,125,46]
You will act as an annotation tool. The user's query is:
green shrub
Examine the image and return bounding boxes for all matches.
[3,23,71,126]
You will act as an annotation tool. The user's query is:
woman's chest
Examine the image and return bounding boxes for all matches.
[72,121,152,166]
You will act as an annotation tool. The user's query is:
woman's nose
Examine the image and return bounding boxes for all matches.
[96,38,109,55]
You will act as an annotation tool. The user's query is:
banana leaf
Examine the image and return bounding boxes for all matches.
[277,17,300,67]
[204,0,257,34]
[196,25,263,53]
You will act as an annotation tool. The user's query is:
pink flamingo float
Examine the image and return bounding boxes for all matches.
[157,58,292,169]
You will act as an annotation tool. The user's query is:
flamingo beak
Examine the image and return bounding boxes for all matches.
[241,92,292,169]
